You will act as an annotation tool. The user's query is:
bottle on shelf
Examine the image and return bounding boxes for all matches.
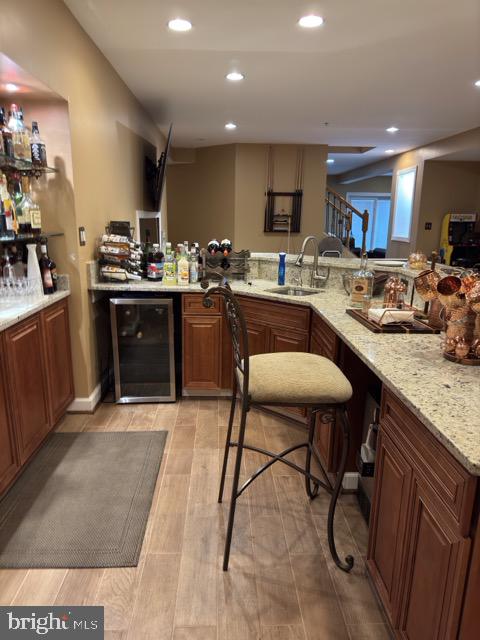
[350,252,374,307]
[39,243,57,294]
[18,107,31,160]
[8,105,26,160]
[0,108,14,158]
[30,121,47,167]
[0,172,17,236]
[16,176,34,234]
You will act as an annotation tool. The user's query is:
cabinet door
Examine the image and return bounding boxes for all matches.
[310,334,336,470]
[0,334,19,494]
[42,299,74,426]
[269,326,308,353]
[183,316,222,390]
[5,315,50,465]
[367,429,412,626]
[245,320,269,356]
[399,479,471,640]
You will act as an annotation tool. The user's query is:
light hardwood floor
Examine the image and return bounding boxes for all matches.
[0,398,390,640]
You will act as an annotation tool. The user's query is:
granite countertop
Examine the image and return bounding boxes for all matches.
[0,289,70,332]
[88,272,480,475]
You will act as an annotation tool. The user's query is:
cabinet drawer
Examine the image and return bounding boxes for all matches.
[311,313,338,361]
[381,389,476,535]
[183,293,222,315]
[239,296,310,332]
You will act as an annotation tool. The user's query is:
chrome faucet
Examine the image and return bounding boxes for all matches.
[295,235,330,288]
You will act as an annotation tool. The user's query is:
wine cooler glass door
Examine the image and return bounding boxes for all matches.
[110,298,176,402]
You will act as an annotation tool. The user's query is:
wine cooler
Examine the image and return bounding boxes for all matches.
[110,298,176,403]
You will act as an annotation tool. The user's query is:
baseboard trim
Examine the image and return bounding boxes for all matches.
[342,472,359,491]
[67,383,102,413]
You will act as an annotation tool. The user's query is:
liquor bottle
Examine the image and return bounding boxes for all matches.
[147,244,164,281]
[30,121,47,167]
[0,108,14,158]
[350,252,374,307]
[18,107,31,160]
[16,176,33,234]
[39,243,57,293]
[8,105,26,159]
[29,191,42,235]
[0,172,17,236]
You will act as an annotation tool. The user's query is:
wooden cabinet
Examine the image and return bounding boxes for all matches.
[367,388,477,639]
[183,315,222,390]
[4,314,51,465]
[42,299,74,426]
[310,313,339,470]
[0,335,19,494]
[367,429,412,625]
[182,294,232,392]
[0,297,74,496]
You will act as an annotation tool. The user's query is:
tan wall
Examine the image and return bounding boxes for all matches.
[167,145,235,247]
[234,144,328,255]
[1,0,164,399]
[416,161,480,255]
[167,143,328,255]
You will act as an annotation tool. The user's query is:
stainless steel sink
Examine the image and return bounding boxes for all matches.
[266,286,323,297]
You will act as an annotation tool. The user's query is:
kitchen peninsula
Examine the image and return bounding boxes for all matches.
[89,253,480,638]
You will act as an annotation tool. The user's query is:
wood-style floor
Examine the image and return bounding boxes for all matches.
[0,398,390,640]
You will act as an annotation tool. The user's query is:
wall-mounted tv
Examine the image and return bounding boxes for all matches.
[145,123,172,212]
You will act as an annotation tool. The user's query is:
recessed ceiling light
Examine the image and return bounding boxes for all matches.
[385,149,395,154]
[226,72,245,82]
[326,159,335,164]
[475,80,480,87]
[5,83,19,92]
[386,126,399,133]
[298,15,324,28]
[168,18,192,32]
[225,122,237,130]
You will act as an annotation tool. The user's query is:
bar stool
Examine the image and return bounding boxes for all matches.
[203,285,355,573]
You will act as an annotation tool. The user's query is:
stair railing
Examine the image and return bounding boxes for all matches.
[325,187,369,255]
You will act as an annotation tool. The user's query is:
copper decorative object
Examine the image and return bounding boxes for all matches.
[414,269,440,301]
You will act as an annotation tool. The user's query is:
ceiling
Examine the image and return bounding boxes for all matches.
[64,0,480,174]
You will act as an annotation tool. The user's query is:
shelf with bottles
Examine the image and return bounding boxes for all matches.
[0,231,64,244]
[0,152,58,178]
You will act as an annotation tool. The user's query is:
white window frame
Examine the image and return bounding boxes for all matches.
[346,192,391,251]
[391,166,417,243]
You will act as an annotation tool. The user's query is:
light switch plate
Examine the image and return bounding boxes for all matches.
[79,226,86,246]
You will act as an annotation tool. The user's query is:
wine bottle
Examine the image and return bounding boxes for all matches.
[39,243,57,294]
[30,121,47,167]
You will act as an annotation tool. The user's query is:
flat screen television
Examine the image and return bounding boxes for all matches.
[145,123,172,212]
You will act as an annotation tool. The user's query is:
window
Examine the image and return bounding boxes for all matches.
[347,193,391,251]
[391,166,417,242]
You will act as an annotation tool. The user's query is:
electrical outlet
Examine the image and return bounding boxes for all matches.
[425,222,432,230]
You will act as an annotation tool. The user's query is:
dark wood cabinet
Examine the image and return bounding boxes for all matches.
[269,325,308,353]
[367,388,477,639]
[42,299,74,426]
[183,315,222,390]
[245,320,269,356]
[399,478,471,640]
[4,314,51,465]
[367,429,412,625]
[310,314,339,470]
[0,334,19,494]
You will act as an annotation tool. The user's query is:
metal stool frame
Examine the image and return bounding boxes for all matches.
[203,285,354,573]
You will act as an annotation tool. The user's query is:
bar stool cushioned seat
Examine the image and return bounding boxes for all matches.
[245,352,353,404]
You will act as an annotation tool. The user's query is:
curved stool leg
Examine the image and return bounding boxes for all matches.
[305,409,319,499]
[223,399,248,571]
[218,378,237,504]
[327,407,354,573]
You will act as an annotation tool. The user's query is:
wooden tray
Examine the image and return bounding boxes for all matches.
[346,307,442,334]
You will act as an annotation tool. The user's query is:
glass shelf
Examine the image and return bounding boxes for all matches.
[0,152,58,176]
[0,232,64,243]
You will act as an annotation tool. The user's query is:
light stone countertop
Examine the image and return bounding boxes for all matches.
[0,289,70,332]
[88,267,480,475]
